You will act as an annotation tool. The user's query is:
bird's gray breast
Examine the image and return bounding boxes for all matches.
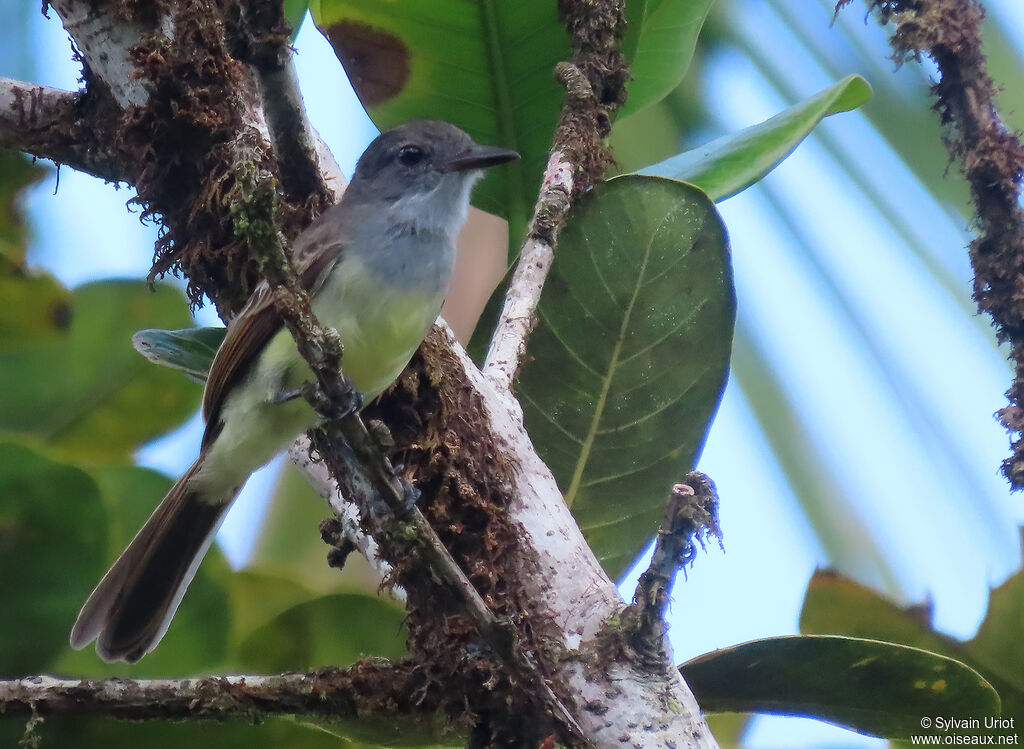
[347,212,456,294]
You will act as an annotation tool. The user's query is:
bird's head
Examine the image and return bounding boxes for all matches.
[348,120,519,234]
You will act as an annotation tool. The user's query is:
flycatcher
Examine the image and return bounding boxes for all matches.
[70,120,519,663]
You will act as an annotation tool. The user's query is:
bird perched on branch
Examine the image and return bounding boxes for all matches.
[70,120,518,663]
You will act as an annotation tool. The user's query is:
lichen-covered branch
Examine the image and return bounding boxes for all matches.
[848,0,1024,487]
[483,0,629,388]
[0,662,431,724]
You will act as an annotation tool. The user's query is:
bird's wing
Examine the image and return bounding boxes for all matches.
[200,208,347,448]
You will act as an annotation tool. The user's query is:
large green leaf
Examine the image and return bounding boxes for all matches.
[801,567,1024,729]
[0,440,108,675]
[680,635,999,739]
[0,280,201,462]
[223,568,319,651]
[310,0,568,233]
[236,592,407,672]
[619,0,717,120]
[518,175,734,578]
[640,74,872,202]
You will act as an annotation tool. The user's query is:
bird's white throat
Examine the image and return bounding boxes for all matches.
[389,169,481,237]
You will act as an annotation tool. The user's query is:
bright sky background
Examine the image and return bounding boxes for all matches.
[8,2,1024,747]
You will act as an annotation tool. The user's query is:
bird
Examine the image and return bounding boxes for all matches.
[70,120,519,662]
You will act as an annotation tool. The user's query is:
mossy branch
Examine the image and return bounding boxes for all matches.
[846,0,1024,487]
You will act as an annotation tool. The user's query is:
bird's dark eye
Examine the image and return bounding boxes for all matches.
[397,145,426,166]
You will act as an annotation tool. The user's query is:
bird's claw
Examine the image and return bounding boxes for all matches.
[270,385,306,405]
[398,476,420,513]
[300,380,363,421]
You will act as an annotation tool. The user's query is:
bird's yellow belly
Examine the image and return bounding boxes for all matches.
[196,259,443,496]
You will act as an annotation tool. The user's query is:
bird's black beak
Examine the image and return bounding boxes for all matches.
[441,144,520,172]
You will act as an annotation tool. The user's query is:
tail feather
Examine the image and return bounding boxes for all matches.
[70,456,235,663]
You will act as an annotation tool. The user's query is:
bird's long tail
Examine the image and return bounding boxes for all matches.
[70,455,235,663]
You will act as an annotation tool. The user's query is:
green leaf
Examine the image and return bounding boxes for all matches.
[640,74,872,202]
[236,592,407,672]
[309,0,568,235]
[0,266,71,350]
[800,571,967,664]
[680,635,999,739]
[518,175,735,578]
[0,280,202,462]
[704,713,749,749]
[132,325,226,383]
[0,440,108,675]
[224,568,319,651]
[0,149,46,265]
[968,531,1024,711]
[619,0,717,120]
[284,0,309,39]
[0,151,65,350]
[801,569,1024,729]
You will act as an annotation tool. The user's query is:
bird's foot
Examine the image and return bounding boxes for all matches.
[300,379,363,421]
[397,473,420,513]
[270,385,306,404]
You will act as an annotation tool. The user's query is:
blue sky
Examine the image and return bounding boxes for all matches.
[8,4,1024,746]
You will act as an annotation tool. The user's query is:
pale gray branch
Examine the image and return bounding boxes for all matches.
[483,152,573,389]
[0,77,121,181]
[0,665,426,724]
[48,0,151,108]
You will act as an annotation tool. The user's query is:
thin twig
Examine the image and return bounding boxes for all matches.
[483,1,630,388]
[623,473,723,660]
[483,153,573,387]
[0,663,427,722]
